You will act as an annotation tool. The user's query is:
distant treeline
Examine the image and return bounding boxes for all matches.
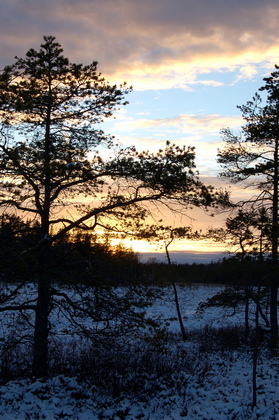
[0,215,276,287]
[143,257,275,286]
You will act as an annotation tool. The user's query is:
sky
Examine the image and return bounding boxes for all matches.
[1,0,279,262]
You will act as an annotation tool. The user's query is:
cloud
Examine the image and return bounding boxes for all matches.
[1,0,279,89]
[111,113,243,139]
[101,112,243,179]
[234,64,260,82]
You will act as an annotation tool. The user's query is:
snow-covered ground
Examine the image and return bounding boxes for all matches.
[0,283,278,419]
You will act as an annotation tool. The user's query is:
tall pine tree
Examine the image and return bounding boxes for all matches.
[0,36,224,376]
[218,65,279,347]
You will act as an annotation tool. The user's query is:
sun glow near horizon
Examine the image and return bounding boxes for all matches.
[113,236,226,256]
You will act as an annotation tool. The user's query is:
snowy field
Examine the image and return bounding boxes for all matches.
[0,283,278,419]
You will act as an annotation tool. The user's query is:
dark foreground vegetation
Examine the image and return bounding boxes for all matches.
[1,321,248,389]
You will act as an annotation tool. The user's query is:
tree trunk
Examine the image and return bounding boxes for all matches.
[32,244,52,378]
[252,286,260,409]
[165,239,187,341]
[270,122,279,348]
[245,285,250,340]
[270,277,278,348]
[171,280,187,341]
[32,278,51,378]
[32,88,53,378]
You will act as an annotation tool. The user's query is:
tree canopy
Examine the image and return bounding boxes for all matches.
[0,36,224,244]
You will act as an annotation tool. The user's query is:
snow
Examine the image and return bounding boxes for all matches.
[0,284,278,419]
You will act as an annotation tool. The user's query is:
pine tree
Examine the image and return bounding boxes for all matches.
[0,36,224,376]
[218,65,279,347]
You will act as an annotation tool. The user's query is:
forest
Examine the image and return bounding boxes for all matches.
[0,36,278,419]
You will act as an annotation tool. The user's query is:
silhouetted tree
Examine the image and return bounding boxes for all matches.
[218,66,279,347]
[0,36,225,377]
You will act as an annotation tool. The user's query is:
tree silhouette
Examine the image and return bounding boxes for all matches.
[218,65,279,347]
[0,36,225,377]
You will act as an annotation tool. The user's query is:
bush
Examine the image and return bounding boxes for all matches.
[190,324,246,354]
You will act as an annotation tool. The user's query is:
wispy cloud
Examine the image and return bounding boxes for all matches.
[110,113,243,139]
[102,112,243,178]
